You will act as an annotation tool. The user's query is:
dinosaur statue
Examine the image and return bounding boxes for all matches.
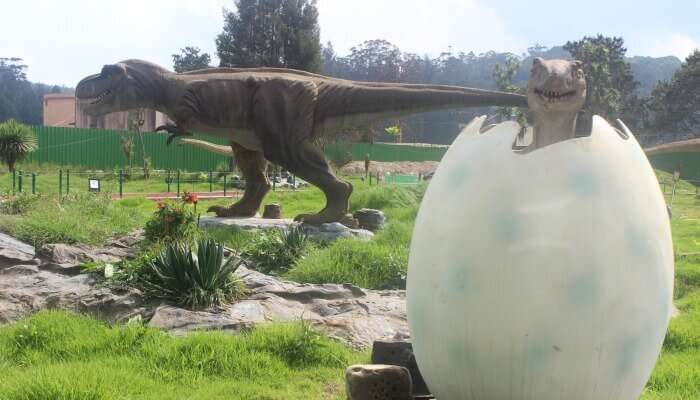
[75,59,527,224]
[178,57,589,157]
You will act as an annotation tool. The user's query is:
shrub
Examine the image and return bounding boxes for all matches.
[242,226,309,274]
[0,119,38,172]
[0,193,41,215]
[144,239,247,308]
[143,200,197,243]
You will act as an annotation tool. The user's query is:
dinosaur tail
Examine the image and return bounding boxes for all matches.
[318,82,528,122]
[179,138,233,156]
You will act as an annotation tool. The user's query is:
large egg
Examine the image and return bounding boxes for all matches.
[407,116,673,400]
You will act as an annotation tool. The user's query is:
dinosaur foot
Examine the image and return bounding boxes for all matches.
[207,204,258,218]
[293,209,346,226]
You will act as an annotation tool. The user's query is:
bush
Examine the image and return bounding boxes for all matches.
[0,193,41,215]
[144,239,247,309]
[242,226,309,274]
[0,119,38,172]
[144,200,197,243]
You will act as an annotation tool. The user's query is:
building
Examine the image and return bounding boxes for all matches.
[43,93,168,131]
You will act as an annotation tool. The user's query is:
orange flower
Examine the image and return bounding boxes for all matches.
[183,192,199,204]
[157,202,166,209]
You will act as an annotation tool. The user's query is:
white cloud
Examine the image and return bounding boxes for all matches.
[647,33,698,60]
[1,0,229,86]
[317,0,525,56]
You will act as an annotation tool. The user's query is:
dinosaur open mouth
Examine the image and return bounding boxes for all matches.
[534,88,576,102]
[86,89,112,105]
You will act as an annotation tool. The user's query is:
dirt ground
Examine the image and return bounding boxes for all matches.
[339,161,440,175]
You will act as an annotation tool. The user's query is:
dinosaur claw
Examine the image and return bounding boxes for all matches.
[166,134,176,145]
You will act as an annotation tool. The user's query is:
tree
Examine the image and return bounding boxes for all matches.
[0,119,37,172]
[345,39,403,82]
[564,35,639,118]
[650,50,700,133]
[492,54,526,123]
[216,0,321,72]
[172,46,212,72]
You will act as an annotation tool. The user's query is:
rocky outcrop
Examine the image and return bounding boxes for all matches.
[345,364,413,400]
[353,209,386,231]
[149,266,407,348]
[0,232,407,349]
[199,216,374,242]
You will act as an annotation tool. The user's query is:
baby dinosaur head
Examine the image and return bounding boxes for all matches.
[527,58,586,114]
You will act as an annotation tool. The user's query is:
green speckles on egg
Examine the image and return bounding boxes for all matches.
[570,170,600,197]
[494,211,523,243]
[568,272,600,307]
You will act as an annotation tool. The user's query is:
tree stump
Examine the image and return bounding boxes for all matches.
[345,364,412,400]
[262,203,281,219]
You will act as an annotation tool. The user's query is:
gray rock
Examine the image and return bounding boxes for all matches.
[353,208,386,231]
[0,232,407,349]
[38,243,129,265]
[0,232,36,267]
[200,216,374,243]
[345,364,412,400]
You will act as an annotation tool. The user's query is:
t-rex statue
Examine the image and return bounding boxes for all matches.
[178,57,591,157]
[75,59,528,224]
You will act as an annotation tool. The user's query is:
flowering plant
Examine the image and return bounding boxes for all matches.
[144,198,197,242]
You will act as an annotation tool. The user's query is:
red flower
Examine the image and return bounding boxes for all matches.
[183,192,199,204]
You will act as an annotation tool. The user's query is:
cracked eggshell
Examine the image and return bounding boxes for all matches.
[407,116,673,400]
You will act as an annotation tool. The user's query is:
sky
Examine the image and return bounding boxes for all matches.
[2,0,699,86]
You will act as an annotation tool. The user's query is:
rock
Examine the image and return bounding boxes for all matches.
[39,243,130,266]
[345,364,412,400]
[0,232,407,349]
[0,232,36,267]
[340,214,360,229]
[200,217,374,243]
[354,208,386,231]
[262,203,282,219]
[372,339,431,396]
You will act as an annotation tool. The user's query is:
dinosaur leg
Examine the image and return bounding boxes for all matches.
[279,142,353,225]
[207,143,270,218]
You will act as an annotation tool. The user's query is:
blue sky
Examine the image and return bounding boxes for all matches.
[1,0,696,86]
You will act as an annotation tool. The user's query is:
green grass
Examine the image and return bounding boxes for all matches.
[0,310,366,400]
[0,193,153,247]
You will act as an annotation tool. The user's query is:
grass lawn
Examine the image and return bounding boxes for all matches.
[1,167,700,398]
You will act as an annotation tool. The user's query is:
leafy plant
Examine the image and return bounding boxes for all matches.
[0,119,38,172]
[144,239,246,308]
[0,193,41,215]
[243,226,309,274]
[143,200,197,243]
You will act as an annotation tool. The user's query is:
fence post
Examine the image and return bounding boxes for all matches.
[167,170,171,193]
[17,171,23,193]
[223,174,227,197]
[209,171,213,192]
[32,173,36,195]
[59,169,63,196]
[66,170,70,194]
[12,170,16,195]
[176,171,181,196]
[119,170,124,199]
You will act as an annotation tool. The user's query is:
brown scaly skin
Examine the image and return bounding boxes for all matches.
[76,60,527,224]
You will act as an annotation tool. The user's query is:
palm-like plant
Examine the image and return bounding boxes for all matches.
[0,119,38,172]
[145,239,246,308]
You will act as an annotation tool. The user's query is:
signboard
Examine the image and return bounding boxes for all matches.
[88,178,100,192]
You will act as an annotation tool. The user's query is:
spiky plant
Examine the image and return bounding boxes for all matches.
[145,239,247,308]
[0,119,38,172]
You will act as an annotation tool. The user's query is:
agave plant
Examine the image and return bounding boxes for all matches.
[145,239,246,308]
[0,119,38,172]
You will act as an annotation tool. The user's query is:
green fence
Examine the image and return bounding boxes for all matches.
[24,126,448,170]
[26,126,231,171]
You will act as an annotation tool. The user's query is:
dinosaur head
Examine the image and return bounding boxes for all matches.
[526,58,586,114]
[76,60,171,116]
